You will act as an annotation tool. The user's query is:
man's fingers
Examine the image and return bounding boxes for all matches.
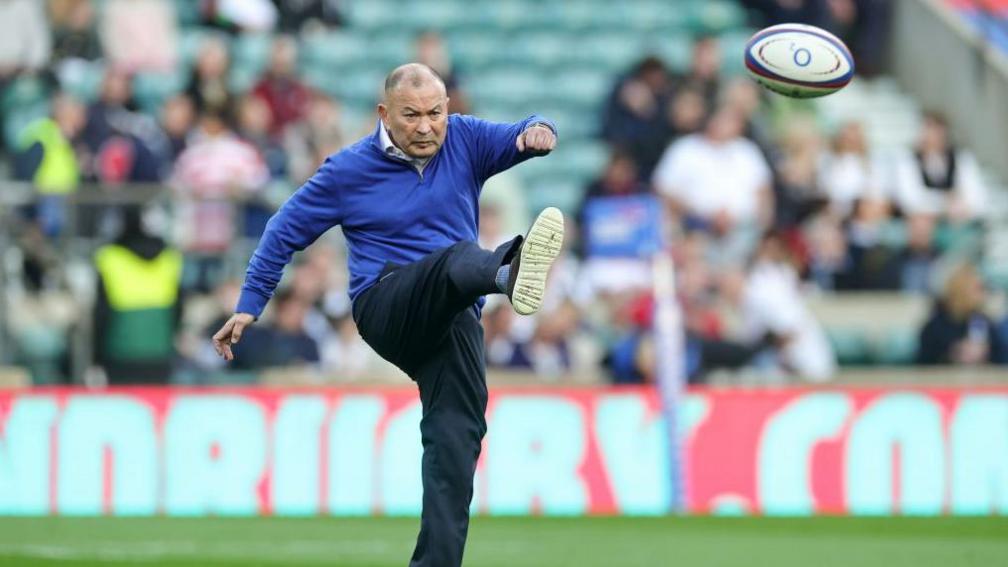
[231,321,246,344]
[212,318,234,342]
[222,343,233,361]
[515,131,526,151]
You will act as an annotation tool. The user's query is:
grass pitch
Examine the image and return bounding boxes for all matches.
[0,516,1004,566]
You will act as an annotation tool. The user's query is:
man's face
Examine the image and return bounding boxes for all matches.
[378,81,449,159]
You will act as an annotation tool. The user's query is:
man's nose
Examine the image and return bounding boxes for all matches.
[416,117,432,135]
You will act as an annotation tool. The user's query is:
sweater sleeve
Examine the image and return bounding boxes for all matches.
[236,156,343,318]
[459,114,558,183]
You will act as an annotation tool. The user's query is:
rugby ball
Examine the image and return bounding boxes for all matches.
[745,23,854,98]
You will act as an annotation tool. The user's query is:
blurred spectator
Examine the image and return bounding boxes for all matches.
[283,92,346,181]
[653,105,774,266]
[672,35,721,104]
[202,0,278,33]
[159,94,196,159]
[82,68,170,183]
[415,30,470,114]
[0,0,51,78]
[100,0,178,72]
[601,56,673,180]
[271,0,344,32]
[48,0,102,64]
[773,115,824,227]
[730,232,836,381]
[721,77,773,155]
[251,35,311,137]
[320,314,376,379]
[666,85,707,140]
[236,94,287,179]
[14,93,86,236]
[917,265,1005,365]
[894,111,987,224]
[172,111,269,288]
[479,202,509,251]
[92,206,183,384]
[186,35,233,116]
[817,121,887,218]
[899,214,938,292]
[229,290,321,371]
[14,92,84,195]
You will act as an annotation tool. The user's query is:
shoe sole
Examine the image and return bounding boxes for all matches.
[512,207,564,316]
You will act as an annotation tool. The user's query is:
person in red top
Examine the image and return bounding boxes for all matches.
[251,35,311,137]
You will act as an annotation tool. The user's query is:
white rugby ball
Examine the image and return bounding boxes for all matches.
[745,23,854,98]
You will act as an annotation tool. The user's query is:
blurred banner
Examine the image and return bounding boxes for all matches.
[0,387,1005,517]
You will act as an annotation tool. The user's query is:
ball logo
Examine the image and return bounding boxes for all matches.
[792,46,812,67]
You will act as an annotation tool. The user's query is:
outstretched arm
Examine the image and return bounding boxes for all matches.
[213,157,343,361]
[459,114,558,182]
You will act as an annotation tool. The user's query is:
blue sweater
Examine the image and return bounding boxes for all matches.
[236,114,556,318]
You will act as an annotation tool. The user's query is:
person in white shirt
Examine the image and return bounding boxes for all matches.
[893,111,986,223]
[652,105,773,265]
[737,232,836,382]
[818,120,889,218]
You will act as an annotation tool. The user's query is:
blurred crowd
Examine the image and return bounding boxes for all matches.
[1,0,1005,387]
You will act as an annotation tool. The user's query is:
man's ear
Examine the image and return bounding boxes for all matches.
[377,102,388,123]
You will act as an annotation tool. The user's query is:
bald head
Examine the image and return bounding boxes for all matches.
[378,63,450,159]
[383,63,446,99]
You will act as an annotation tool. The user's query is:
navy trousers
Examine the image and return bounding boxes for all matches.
[352,238,521,567]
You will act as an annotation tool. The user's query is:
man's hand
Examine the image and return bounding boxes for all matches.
[516,124,556,155]
[212,313,255,362]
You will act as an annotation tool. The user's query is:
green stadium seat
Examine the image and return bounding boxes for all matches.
[526,176,586,217]
[872,328,919,365]
[448,31,509,72]
[53,60,105,104]
[4,103,50,151]
[467,67,546,107]
[233,33,272,75]
[345,0,400,31]
[507,32,571,70]
[133,71,186,111]
[686,0,747,34]
[717,29,757,76]
[174,0,202,27]
[302,31,371,68]
[551,69,611,108]
[647,33,694,72]
[826,328,871,366]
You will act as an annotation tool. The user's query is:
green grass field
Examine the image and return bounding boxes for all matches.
[0,516,1004,566]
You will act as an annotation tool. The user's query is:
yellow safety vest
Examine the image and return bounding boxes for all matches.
[18,118,79,195]
[95,244,182,311]
[94,244,183,361]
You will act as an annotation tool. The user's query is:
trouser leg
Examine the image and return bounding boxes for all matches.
[407,309,486,567]
[351,238,520,567]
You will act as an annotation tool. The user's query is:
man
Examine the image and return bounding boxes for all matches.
[652,104,773,266]
[94,207,183,384]
[212,63,563,566]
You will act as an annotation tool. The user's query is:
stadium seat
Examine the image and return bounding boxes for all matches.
[825,328,871,365]
[134,71,186,112]
[302,31,371,69]
[872,327,919,365]
[526,176,586,217]
[685,0,747,34]
[52,60,105,103]
[173,0,202,27]
[466,67,546,107]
